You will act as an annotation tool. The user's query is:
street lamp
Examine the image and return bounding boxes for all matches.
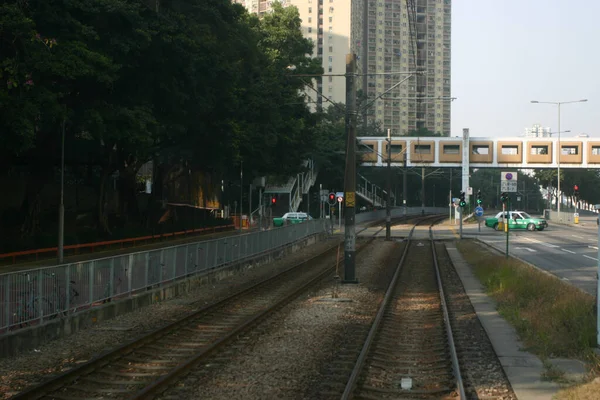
[530,99,587,214]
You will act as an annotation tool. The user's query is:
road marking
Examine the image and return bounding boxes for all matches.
[515,247,536,252]
[523,237,558,248]
[561,249,576,254]
[583,255,598,261]
[562,277,570,281]
[589,245,599,250]
[572,235,584,239]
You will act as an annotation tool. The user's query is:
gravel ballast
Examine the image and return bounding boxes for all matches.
[158,239,403,400]
[0,237,340,398]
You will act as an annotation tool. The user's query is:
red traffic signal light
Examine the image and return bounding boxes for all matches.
[328,192,336,205]
[574,185,579,191]
[271,196,276,204]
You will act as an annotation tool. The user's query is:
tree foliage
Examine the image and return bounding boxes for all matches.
[0,0,328,243]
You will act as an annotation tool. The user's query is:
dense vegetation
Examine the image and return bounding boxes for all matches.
[0,0,332,250]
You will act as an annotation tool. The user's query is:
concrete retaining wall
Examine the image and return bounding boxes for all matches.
[0,232,328,358]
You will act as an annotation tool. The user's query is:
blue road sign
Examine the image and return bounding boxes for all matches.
[474,206,484,217]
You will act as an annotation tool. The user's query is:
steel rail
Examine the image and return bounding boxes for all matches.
[430,225,467,399]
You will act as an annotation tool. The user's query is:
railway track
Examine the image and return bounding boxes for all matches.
[341,215,466,399]
[12,218,402,400]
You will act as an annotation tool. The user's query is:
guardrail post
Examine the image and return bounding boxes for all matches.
[128,254,133,295]
[4,276,10,330]
[159,249,164,285]
[184,245,189,276]
[109,258,115,299]
[65,266,70,313]
[89,261,95,304]
[172,247,177,279]
[37,270,43,322]
[144,252,150,288]
[214,241,219,267]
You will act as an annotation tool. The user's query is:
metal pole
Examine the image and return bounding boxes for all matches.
[403,152,407,216]
[459,207,463,239]
[249,183,252,228]
[259,187,263,231]
[339,200,342,231]
[421,166,425,210]
[557,103,561,215]
[597,214,600,348]
[58,118,65,264]
[240,161,244,232]
[361,0,368,133]
[320,183,323,219]
[449,168,453,223]
[505,201,510,259]
[307,187,310,217]
[343,53,358,283]
[386,128,392,241]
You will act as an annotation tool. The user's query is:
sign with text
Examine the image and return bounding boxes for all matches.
[501,180,518,192]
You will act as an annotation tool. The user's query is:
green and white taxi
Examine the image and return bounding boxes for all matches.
[484,210,548,231]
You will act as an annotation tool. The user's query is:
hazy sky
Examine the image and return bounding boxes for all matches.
[451,0,599,138]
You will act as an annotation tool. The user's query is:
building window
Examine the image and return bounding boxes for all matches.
[308,17,312,23]
[328,76,333,82]
[329,16,333,22]
[329,46,333,52]
[328,65,332,72]
[309,7,312,13]
[328,56,333,62]
[308,27,312,33]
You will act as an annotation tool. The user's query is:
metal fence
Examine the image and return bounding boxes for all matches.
[0,220,327,333]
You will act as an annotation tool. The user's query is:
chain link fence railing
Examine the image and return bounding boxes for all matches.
[1,220,327,333]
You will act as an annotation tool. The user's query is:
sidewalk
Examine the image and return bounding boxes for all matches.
[445,243,587,399]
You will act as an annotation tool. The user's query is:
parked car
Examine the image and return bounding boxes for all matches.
[484,210,548,231]
[273,212,312,227]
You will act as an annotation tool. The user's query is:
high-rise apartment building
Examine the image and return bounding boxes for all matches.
[234,0,352,108]
[524,124,552,138]
[352,0,451,136]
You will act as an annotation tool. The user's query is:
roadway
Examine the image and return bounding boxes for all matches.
[461,217,599,295]
[357,214,600,296]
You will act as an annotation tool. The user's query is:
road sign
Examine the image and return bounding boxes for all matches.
[501,171,518,181]
[337,196,343,203]
[345,192,355,207]
[501,180,518,192]
[467,187,473,195]
[474,206,484,217]
[517,196,521,201]
[336,192,344,199]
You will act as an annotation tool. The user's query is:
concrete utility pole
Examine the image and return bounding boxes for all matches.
[386,128,392,240]
[343,54,358,283]
[403,152,407,216]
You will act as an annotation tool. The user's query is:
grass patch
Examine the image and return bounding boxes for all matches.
[456,240,598,360]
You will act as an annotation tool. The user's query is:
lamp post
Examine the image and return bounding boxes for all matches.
[58,119,65,264]
[530,99,587,215]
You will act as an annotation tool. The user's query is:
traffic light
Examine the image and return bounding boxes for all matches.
[328,192,336,206]
[271,195,277,205]
[500,192,508,204]
[573,184,580,198]
[459,191,466,208]
[476,190,482,205]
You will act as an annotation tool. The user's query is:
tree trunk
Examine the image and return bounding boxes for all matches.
[97,169,112,235]
[19,166,51,238]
